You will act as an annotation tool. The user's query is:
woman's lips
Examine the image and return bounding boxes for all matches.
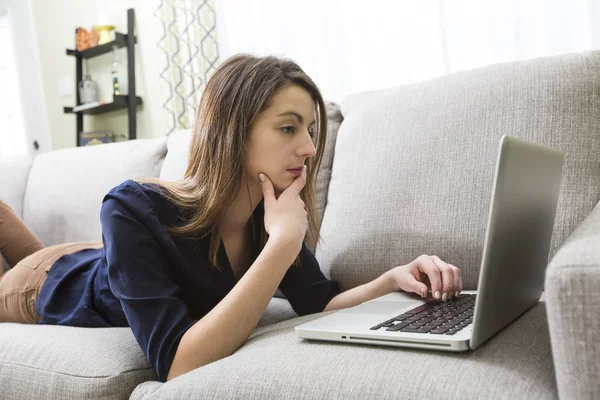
[287,168,303,177]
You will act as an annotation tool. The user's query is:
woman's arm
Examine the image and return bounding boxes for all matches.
[323,255,464,312]
[167,237,297,381]
[101,184,300,383]
[323,269,396,312]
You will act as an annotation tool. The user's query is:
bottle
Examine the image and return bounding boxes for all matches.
[78,74,98,104]
[111,45,121,96]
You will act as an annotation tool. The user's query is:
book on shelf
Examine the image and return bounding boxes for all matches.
[78,131,113,146]
[72,101,106,112]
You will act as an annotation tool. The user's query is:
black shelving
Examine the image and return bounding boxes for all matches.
[64,8,141,146]
[66,32,136,59]
[64,95,142,115]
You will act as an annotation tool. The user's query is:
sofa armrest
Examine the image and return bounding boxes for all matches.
[545,201,600,400]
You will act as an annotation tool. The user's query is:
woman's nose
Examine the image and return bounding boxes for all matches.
[299,130,317,158]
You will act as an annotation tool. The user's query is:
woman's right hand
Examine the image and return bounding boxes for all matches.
[259,166,308,254]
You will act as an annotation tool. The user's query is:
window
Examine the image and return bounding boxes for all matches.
[0,12,27,157]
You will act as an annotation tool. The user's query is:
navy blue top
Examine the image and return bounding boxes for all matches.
[35,179,340,382]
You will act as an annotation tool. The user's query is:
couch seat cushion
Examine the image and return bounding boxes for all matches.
[0,297,296,400]
[131,302,556,400]
[0,324,155,400]
[256,297,298,327]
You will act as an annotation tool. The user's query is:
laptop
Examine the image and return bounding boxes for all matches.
[295,135,564,351]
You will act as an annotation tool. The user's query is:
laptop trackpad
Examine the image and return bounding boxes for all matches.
[341,301,418,315]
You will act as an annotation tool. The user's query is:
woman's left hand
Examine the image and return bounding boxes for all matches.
[388,254,463,302]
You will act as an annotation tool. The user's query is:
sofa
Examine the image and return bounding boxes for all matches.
[1,50,600,400]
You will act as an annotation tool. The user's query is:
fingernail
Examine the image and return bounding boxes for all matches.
[442,293,448,302]
[434,291,440,300]
[421,288,426,298]
[259,173,266,183]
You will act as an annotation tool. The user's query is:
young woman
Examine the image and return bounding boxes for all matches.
[0,54,463,382]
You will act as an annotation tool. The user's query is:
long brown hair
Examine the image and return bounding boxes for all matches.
[139,54,328,270]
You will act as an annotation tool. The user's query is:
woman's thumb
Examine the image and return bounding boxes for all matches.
[259,173,274,201]
[406,277,429,298]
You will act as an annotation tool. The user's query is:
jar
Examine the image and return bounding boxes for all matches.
[78,74,98,104]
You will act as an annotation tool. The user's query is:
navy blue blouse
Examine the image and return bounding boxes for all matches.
[35,179,340,382]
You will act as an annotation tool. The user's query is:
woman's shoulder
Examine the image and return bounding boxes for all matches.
[107,179,162,195]
[103,179,177,218]
[106,179,171,201]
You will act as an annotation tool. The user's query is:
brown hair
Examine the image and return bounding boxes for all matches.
[139,54,328,270]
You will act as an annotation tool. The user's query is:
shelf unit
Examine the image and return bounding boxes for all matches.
[63,8,142,146]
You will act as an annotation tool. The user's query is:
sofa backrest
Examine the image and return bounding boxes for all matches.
[315,50,600,291]
[159,129,193,182]
[23,138,167,245]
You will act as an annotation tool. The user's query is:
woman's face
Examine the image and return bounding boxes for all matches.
[245,84,318,195]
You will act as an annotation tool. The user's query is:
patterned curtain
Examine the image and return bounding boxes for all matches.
[155,0,219,135]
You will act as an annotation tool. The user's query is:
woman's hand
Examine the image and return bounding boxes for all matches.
[388,254,463,301]
[259,166,307,253]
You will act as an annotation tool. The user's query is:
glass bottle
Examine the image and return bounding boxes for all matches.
[78,74,98,104]
[111,45,121,95]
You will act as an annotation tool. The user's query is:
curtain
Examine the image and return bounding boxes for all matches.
[216,0,600,103]
[155,0,220,134]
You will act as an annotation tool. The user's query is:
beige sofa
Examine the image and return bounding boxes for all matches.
[1,50,599,399]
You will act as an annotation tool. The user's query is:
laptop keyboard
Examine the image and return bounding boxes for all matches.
[370,294,476,335]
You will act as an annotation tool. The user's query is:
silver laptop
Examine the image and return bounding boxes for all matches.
[295,135,564,351]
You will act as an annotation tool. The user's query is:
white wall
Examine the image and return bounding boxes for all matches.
[31,0,166,150]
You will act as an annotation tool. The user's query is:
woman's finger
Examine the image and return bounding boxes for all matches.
[416,255,442,300]
[449,264,462,297]
[431,256,454,301]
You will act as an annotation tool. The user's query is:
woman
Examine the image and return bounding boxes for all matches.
[0,54,463,382]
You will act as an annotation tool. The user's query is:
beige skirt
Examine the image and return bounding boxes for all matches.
[0,241,103,324]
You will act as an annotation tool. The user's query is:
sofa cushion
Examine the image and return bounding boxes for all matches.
[256,296,298,327]
[130,302,555,399]
[0,297,295,400]
[23,138,167,245]
[0,324,156,400]
[316,101,343,232]
[316,50,600,291]
[159,129,193,182]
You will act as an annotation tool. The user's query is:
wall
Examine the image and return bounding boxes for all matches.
[31,0,167,150]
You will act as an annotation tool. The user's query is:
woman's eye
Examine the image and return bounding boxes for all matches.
[281,125,316,138]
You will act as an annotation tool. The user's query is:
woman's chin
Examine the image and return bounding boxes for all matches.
[271,178,294,198]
